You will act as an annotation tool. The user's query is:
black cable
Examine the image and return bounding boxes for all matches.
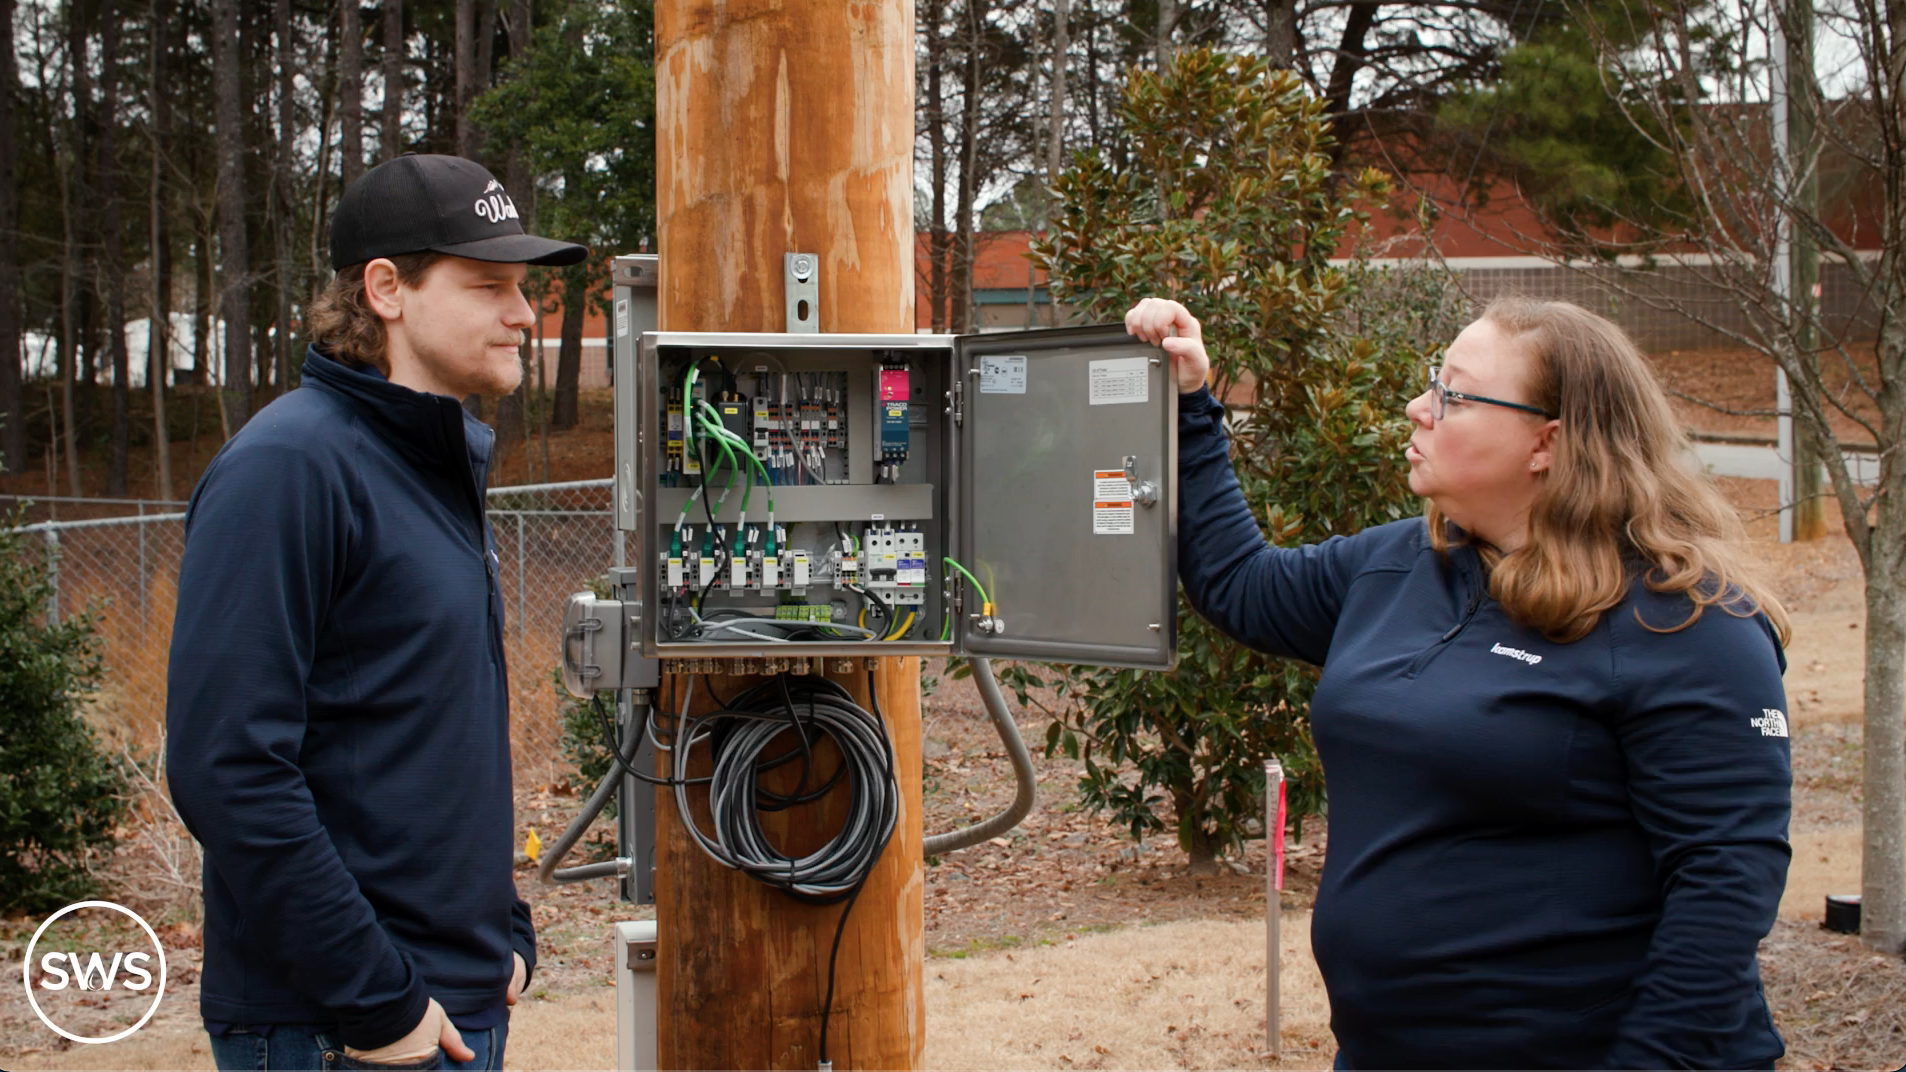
[818,882,863,1068]
[819,667,897,1068]
[592,694,708,787]
[854,581,892,630]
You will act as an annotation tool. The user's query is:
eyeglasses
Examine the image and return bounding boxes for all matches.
[1425,365,1556,421]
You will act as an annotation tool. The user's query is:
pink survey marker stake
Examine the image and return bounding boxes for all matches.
[1271,778,1287,891]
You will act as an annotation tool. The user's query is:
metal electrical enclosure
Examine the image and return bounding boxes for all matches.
[606,255,1178,671]
[613,920,657,1070]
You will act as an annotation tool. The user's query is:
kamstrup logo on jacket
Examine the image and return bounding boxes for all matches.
[1489,642,1542,666]
[1750,708,1789,738]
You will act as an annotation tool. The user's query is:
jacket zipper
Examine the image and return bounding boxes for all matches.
[1406,555,1483,678]
[449,403,508,677]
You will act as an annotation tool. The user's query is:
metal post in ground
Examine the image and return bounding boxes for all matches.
[43,530,60,624]
[516,511,527,640]
[138,502,148,614]
[1265,758,1286,1058]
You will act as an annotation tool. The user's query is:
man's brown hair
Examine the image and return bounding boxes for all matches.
[304,252,446,376]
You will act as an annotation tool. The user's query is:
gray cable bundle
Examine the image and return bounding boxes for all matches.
[671,675,898,903]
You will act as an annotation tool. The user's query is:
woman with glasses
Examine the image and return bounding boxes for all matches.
[1125,296,1791,1070]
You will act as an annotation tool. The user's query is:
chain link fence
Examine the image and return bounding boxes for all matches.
[13,478,618,783]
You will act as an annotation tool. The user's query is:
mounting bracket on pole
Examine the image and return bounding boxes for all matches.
[785,252,819,333]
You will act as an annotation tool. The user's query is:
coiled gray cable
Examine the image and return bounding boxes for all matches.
[673,676,897,902]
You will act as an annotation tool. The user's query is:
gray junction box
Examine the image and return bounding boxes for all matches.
[595,256,1180,673]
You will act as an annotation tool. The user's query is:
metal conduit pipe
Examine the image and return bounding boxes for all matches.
[537,695,643,886]
[923,657,1038,856]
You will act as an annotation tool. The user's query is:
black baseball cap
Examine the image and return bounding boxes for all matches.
[329,153,588,270]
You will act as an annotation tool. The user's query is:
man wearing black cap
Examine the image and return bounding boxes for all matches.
[166,154,587,1070]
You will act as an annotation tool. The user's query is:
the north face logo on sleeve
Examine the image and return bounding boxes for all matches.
[1749,709,1789,737]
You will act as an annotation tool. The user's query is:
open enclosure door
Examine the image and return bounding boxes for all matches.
[954,325,1177,670]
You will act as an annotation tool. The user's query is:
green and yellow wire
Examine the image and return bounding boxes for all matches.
[939,556,993,641]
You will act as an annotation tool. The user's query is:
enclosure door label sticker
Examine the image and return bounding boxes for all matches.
[1093,470,1135,535]
[979,355,1027,394]
[1088,356,1150,405]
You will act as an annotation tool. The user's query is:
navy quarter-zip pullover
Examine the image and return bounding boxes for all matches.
[1176,387,1790,1069]
[166,347,533,1051]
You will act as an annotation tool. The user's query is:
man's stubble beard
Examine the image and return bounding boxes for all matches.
[411,334,525,399]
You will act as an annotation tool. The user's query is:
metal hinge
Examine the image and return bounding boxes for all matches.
[950,378,964,427]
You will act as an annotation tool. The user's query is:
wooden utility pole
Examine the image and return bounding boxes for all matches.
[652,1,922,1069]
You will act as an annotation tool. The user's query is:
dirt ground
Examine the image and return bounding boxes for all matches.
[2,355,1903,1069]
[1651,346,1885,446]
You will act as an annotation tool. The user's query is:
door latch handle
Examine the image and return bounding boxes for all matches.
[1124,454,1159,508]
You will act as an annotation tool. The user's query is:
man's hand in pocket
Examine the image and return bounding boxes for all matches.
[505,953,526,1006]
[343,998,473,1064]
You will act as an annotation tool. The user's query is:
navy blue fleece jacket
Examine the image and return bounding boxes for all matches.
[1176,387,1791,1069]
[166,347,533,1050]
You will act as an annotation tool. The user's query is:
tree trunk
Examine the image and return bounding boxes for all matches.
[212,0,252,431]
[1264,0,1296,68]
[381,0,403,160]
[923,0,947,333]
[1321,0,1376,159]
[458,0,497,418]
[475,0,497,105]
[340,0,364,188]
[951,0,983,333]
[1176,807,1220,876]
[1853,272,1906,948]
[1155,0,1176,70]
[77,281,96,432]
[0,0,23,474]
[98,0,133,496]
[276,0,295,388]
[551,261,583,431]
[254,319,271,394]
[147,0,173,499]
[1860,569,1906,953]
[192,228,209,385]
[59,2,87,496]
[59,153,81,496]
[1084,3,1102,153]
[455,0,475,156]
[68,0,94,458]
[423,29,438,139]
[492,0,533,467]
[1048,0,1066,182]
[242,0,273,392]
[309,30,337,287]
[1785,0,1825,540]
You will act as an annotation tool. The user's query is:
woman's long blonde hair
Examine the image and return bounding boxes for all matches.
[1427,297,1791,646]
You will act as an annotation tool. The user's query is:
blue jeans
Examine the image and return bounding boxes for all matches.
[207,1021,507,1071]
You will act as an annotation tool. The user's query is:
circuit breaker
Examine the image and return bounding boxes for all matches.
[595,255,1179,672]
